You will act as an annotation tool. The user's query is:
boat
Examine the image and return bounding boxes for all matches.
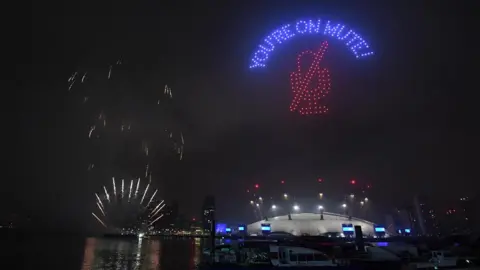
[269,245,338,267]
[203,244,238,264]
[425,250,458,268]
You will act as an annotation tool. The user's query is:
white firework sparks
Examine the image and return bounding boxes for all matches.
[92,177,164,230]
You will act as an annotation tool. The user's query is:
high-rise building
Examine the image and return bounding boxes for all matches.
[202,195,215,232]
[425,208,440,236]
[413,196,427,235]
[441,207,462,234]
[459,196,473,233]
[405,205,419,234]
[414,196,440,236]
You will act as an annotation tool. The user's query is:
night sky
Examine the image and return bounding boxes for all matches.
[12,0,477,231]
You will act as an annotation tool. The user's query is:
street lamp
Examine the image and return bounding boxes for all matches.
[250,200,254,205]
[319,193,324,199]
[293,205,300,211]
[341,203,348,218]
[318,205,324,220]
[363,198,369,219]
[283,193,292,220]
[259,197,263,201]
[271,205,277,210]
[256,203,260,207]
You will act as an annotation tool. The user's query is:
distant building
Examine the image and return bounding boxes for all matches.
[247,212,376,236]
[202,195,215,232]
[385,214,396,234]
[154,200,179,229]
[391,208,415,233]
[398,209,414,230]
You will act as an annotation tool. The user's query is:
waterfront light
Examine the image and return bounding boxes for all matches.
[318,205,324,210]
[342,203,347,208]
[271,205,277,210]
[350,194,355,199]
[364,197,369,202]
[360,201,364,206]
[250,200,254,204]
[259,197,263,201]
[283,193,288,199]
[256,203,260,207]
[293,205,300,211]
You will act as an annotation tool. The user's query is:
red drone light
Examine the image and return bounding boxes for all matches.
[289,41,331,115]
[281,180,285,184]
[318,178,323,182]
[254,184,259,189]
[350,180,356,185]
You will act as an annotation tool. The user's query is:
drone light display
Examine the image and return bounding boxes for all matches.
[249,18,373,69]
[289,41,330,115]
[249,18,373,115]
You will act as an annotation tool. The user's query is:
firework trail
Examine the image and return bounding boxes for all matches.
[103,186,110,203]
[135,178,140,198]
[92,212,107,228]
[128,180,133,202]
[68,60,185,185]
[92,177,164,230]
[140,183,150,205]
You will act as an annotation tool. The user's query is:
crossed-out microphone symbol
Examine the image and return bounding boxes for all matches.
[289,41,331,115]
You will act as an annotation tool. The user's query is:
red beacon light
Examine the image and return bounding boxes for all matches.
[318,178,323,182]
[350,180,356,185]
[254,184,259,189]
[281,180,285,184]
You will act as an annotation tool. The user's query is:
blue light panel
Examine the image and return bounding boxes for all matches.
[215,223,227,233]
[374,227,385,232]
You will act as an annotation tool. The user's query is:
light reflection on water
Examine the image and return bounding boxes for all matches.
[81,237,203,270]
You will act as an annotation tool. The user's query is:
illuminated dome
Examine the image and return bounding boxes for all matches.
[247,212,375,236]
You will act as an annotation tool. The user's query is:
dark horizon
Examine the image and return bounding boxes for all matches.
[10,0,477,232]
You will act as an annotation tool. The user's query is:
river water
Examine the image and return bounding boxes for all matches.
[4,234,205,270]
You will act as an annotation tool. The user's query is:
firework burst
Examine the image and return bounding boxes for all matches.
[92,177,165,231]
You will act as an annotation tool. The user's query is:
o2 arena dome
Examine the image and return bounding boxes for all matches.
[247,212,375,236]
